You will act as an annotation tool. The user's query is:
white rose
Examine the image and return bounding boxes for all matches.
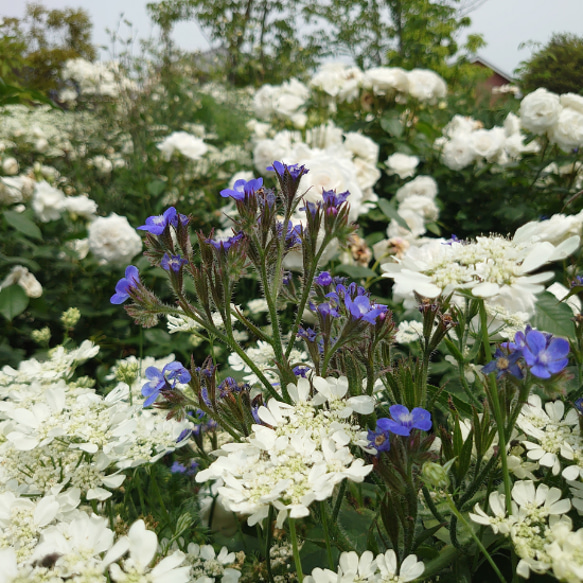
[343,132,379,164]
[387,209,426,239]
[395,176,438,203]
[2,157,18,175]
[63,195,98,219]
[560,93,583,115]
[386,153,419,179]
[548,107,583,152]
[91,155,113,174]
[157,131,208,161]
[469,127,506,161]
[1,265,42,298]
[399,195,439,222]
[513,212,583,246]
[293,151,364,221]
[406,69,447,103]
[503,112,521,136]
[305,122,343,149]
[440,135,476,171]
[353,158,381,191]
[362,67,409,95]
[32,181,66,222]
[0,176,34,204]
[310,63,364,102]
[444,115,481,138]
[253,137,293,174]
[88,213,142,265]
[519,88,561,135]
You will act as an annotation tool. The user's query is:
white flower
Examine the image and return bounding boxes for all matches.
[440,134,477,170]
[395,320,424,344]
[0,265,42,298]
[157,131,208,161]
[310,62,364,103]
[88,213,142,266]
[549,107,583,152]
[469,127,506,161]
[398,195,439,222]
[385,153,419,179]
[519,88,562,135]
[32,180,66,222]
[395,176,438,203]
[2,157,18,175]
[343,132,379,164]
[406,68,447,103]
[63,194,98,219]
[362,66,409,96]
[185,543,241,583]
[376,549,425,582]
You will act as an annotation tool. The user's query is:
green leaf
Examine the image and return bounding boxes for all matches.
[532,292,576,339]
[0,284,29,320]
[335,264,377,279]
[147,180,167,197]
[377,198,409,230]
[3,210,42,240]
[380,113,404,137]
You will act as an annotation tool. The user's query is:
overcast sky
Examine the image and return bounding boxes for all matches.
[2,0,583,77]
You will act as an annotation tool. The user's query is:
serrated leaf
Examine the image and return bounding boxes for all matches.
[3,210,42,240]
[533,292,576,339]
[0,284,29,320]
[377,198,409,230]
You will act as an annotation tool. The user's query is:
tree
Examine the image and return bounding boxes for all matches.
[0,2,96,94]
[147,0,323,85]
[303,0,486,79]
[518,33,583,96]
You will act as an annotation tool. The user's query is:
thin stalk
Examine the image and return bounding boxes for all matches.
[288,518,303,583]
[320,501,335,570]
[445,495,506,583]
[479,301,512,515]
[265,506,276,583]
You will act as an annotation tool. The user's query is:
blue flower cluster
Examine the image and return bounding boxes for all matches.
[142,361,192,407]
[483,326,570,380]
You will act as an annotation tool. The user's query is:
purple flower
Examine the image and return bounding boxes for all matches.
[321,189,350,208]
[160,253,187,272]
[138,207,178,235]
[571,275,583,288]
[170,460,199,475]
[220,177,263,200]
[344,295,388,325]
[315,271,333,286]
[206,231,244,252]
[141,361,191,407]
[267,161,309,180]
[317,302,340,319]
[575,397,583,414]
[381,405,432,437]
[111,265,140,304]
[521,329,570,379]
[482,348,523,379]
[367,423,391,454]
[293,366,310,378]
[297,327,317,342]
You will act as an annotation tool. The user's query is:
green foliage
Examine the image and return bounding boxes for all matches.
[519,33,583,95]
[146,0,323,86]
[0,2,96,95]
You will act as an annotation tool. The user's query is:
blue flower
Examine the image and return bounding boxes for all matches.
[321,189,350,208]
[206,231,244,252]
[315,271,333,286]
[293,366,310,378]
[344,295,388,325]
[575,397,583,415]
[170,460,198,475]
[141,361,191,407]
[160,253,187,272]
[267,161,309,180]
[571,275,583,288]
[367,423,391,454]
[521,329,570,379]
[111,265,140,304]
[482,348,523,379]
[382,405,432,436]
[138,207,179,235]
[220,177,263,200]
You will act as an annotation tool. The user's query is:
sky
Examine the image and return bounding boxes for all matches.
[2,0,583,77]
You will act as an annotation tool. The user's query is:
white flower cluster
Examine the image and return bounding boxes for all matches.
[0,514,208,583]
[196,376,374,527]
[470,480,582,580]
[253,78,311,128]
[157,131,209,161]
[0,340,192,499]
[252,121,380,221]
[520,89,583,153]
[304,549,424,583]
[435,112,539,171]
[310,62,447,105]
[61,58,137,100]
[516,395,583,484]
[381,217,580,319]
[87,213,143,265]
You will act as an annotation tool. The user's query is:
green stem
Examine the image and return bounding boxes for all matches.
[445,496,506,583]
[479,301,512,515]
[320,501,335,570]
[265,506,275,583]
[288,518,303,583]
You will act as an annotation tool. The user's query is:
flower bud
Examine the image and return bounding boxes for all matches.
[421,459,455,489]
[61,307,81,329]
